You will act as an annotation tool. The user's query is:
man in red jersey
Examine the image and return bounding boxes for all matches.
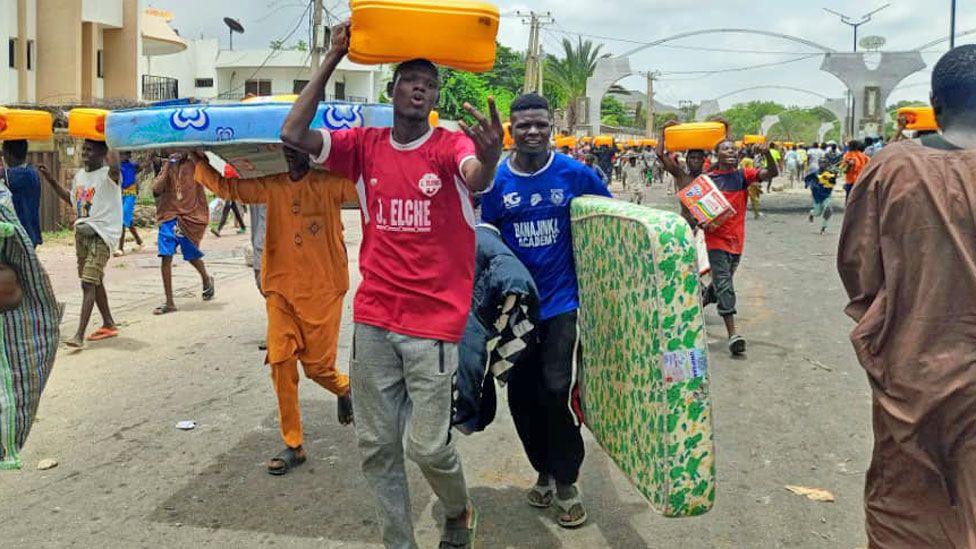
[281,21,501,549]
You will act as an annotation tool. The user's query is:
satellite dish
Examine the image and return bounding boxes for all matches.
[223,17,245,50]
[860,35,886,51]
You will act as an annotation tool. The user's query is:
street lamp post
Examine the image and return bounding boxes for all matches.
[951,0,957,49]
[824,4,891,138]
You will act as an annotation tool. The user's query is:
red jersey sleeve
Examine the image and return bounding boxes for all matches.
[742,167,760,184]
[446,130,477,180]
[314,127,363,182]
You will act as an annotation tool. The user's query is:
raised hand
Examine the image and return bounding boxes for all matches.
[458,97,503,168]
[330,20,350,57]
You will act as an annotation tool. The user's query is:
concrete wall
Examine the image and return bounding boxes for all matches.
[36,0,82,103]
[81,0,122,27]
[102,0,139,100]
[215,66,377,101]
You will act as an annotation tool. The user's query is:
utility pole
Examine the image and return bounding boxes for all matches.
[311,0,325,70]
[824,4,890,138]
[518,11,553,94]
[950,0,957,49]
[643,71,660,137]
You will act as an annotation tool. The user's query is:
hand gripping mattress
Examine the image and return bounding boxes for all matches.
[571,196,715,517]
[105,102,394,178]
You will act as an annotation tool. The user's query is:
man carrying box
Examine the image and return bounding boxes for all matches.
[703,140,777,356]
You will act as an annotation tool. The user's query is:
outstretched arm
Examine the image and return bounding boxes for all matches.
[655,120,684,180]
[36,165,71,204]
[190,151,271,204]
[756,145,779,182]
[280,21,349,156]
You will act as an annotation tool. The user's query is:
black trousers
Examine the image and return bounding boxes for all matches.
[703,249,740,317]
[217,201,245,232]
[507,310,585,485]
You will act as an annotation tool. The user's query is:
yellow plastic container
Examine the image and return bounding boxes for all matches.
[664,122,726,152]
[0,107,53,141]
[349,0,500,73]
[554,135,577,149]
[743,134,766,145]
[639,138,658,148]
[241,94,298,103]
[502,122,513,150]
[429,110,439,127]
[784,141,795,148]
[68,108,110,141]
[898,106,938,131]
[593,135,613,147]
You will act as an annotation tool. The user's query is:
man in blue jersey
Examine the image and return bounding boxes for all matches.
[481,93,611,529]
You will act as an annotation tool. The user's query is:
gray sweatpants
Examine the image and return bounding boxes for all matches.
[351,323,469,549]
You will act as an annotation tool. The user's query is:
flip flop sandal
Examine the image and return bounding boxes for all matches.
[728,335,747,356]
[153,304,177,315]
[267,447,306,476]
[202,276,215,301]
[86,327,119,341]
[439,502,478,549]
[527,479,555,508]
[555,491,588,529]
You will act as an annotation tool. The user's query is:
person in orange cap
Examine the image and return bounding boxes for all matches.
[192,147,354,475]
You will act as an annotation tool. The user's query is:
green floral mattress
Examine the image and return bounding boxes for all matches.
[571,196,715,517]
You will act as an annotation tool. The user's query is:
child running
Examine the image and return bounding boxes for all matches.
[117,151,144,255]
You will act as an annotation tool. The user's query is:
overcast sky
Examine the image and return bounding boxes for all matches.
[149,0,974,108]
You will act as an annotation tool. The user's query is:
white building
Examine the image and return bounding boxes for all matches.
[141,42,387,104]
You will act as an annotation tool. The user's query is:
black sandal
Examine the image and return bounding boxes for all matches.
[267,446,306,476]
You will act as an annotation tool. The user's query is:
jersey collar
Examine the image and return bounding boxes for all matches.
[390,126,434,151]
[507,151,555,177]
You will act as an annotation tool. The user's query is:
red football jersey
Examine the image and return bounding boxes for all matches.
[316,126,477,342]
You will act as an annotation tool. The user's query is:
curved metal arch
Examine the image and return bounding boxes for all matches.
[712,85,832,102]
[618,29,836,58]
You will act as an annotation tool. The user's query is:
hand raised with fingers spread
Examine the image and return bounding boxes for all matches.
[330,20,351,57]
[458,97,504,169]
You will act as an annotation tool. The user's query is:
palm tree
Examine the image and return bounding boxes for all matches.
[545,37,609,131]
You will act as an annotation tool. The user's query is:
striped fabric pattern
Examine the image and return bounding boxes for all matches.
[0,194,61,470]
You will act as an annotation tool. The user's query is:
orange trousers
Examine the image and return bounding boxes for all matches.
[266,292,349,449]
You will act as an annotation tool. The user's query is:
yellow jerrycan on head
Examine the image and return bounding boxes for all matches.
[664,122,726,152]
[897,106,938,132]
[68,108,110,141]
[0,108,53,141]
[349,0,500,72]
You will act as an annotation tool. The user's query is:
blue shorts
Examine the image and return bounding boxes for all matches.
[157,219,204,261]
[122,195,137,228]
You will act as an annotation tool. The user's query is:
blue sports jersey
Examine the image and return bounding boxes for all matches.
[481,152,612,320]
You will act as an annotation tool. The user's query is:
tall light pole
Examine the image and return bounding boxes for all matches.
[950,0,957,49]
[824,3,890,138]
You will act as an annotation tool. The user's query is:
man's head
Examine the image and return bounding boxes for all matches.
[628,156,637,165]
[388,58,440,122]
[509,93,552,156]
[282,145,310,182]
[686,149,707,174]
[1,139,28,167]
[81,139,108,171]
[864,136,875,147]
[714,140,737,169]
[931,44,976,128]
[119,151,132,162]
[847,139,861,152]
[583,154,595,166]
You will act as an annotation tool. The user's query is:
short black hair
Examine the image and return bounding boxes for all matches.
[932,44,976,112]
[1,139,28,162]
[510,93,550,113]
[864,136,875,146]
[393,58,440,86]
[84,139,108,155]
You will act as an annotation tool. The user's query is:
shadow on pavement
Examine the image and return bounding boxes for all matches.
[149,401,431,543]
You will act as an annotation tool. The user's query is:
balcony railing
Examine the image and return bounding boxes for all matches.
[142,75,179,102]
[216,92,369,103]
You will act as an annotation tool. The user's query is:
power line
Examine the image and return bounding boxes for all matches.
[549,25,827,56]
[657,54,822,76]
[221,0,313,97]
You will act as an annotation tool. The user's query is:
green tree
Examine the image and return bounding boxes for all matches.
[601,95,634,127]
[484,44,525,92]
[269,39,284,50]
[292,40,308,52]
[545,37,607,131]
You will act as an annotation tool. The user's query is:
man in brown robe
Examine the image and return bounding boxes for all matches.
[838,45,976,547]
[152,151,214,314]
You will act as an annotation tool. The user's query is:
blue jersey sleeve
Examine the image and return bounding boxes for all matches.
[579,164,613,198]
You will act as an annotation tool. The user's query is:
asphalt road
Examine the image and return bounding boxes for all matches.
[0,181,872,548]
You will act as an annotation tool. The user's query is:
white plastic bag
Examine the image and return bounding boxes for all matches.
[695,230,710,276]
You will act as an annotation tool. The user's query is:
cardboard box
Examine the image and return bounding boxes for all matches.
[677,175,735,227]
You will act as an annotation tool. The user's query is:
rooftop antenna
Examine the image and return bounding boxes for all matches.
[223,17,245,50]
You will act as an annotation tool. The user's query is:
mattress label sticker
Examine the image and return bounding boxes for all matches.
[663,348,708,383]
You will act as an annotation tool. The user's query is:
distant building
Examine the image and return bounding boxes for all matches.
[2,0,186,104]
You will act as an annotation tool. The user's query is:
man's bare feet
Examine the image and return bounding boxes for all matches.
[338,393,354,425]
[64,335,85,349]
